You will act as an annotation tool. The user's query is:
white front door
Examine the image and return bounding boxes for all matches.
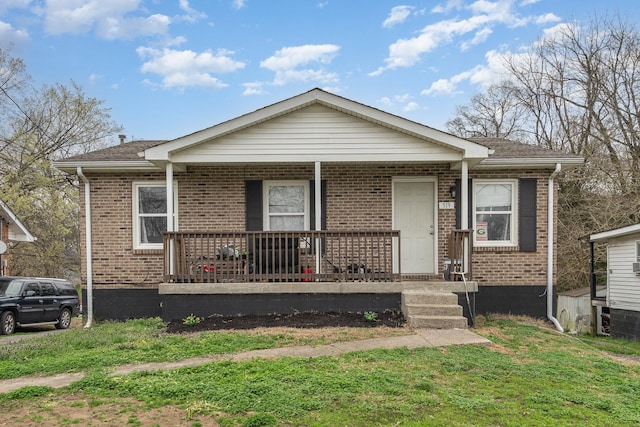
[393,180,436,274]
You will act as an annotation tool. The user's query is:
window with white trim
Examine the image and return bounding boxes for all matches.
[133,182,177,249]
[473,180,517,246]
[636,241,640,262]
[263,181,309,231]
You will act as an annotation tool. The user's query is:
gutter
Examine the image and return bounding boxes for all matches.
[77,167,93,329]
[547,163,563,332]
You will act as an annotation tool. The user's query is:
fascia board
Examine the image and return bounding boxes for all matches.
[52,160,163,173]
[0,200,35,242]
[590,224,640,243]
[473,158,585,169]
[171,152,461,164]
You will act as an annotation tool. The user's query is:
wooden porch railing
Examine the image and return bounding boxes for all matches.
[447,229,473,281]
[163,230,401,283]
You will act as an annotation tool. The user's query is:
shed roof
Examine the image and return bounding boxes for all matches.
[590,223,640,243]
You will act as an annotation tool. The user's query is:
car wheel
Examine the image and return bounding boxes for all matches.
[1,311,16,335]
[55,308,72,330]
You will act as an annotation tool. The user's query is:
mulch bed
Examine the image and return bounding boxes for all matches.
[166,310,405,333]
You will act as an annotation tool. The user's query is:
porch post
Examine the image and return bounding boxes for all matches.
[460,160,468,229]
[166,161,175,276]
[315,161,322,278]
[460,160,469,273]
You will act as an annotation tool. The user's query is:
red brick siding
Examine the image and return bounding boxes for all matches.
[80,166,555,287]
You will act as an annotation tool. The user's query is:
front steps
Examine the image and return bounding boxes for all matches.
[401,289,468,329]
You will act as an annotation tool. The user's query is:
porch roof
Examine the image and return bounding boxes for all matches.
[53,89,583,173]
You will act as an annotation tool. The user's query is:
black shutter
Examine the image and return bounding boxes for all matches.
[245,180,263,231]
[519,178,537,252]
[455,178,473,229]
[309,180,327,230]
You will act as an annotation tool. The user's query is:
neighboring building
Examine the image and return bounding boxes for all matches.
[53,88,583,324]
[590,224,640,341]
[0,199,36,276]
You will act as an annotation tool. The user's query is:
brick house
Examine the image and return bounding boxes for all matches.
[54,89,582,326]
[0,199,36,276]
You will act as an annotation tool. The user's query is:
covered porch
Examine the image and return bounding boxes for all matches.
[163,229,473,284]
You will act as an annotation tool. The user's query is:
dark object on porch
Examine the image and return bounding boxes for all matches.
[252,236,300,276]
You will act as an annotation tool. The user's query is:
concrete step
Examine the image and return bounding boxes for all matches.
[401,290,458,305]
[408,315,468,329]
[402,303,463,317]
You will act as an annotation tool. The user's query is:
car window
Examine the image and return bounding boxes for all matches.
[24,282,40,296]
[40,282,56,296]
[0,280,22,297]
[54,282,76,296]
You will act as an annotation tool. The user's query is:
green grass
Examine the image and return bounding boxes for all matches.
[1,316,640,426]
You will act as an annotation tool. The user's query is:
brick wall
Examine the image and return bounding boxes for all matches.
[80,165,555,288]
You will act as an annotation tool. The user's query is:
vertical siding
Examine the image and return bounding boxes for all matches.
[607,235,640,312]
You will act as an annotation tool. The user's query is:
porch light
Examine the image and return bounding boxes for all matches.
[449,185,457,199]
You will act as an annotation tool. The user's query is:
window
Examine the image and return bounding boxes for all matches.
[473,180,517,246]
[40,282,56,296]
[636,241,640,262]
[133,182,178,249]
[263,181,309,231]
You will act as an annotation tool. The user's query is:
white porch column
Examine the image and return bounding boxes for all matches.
[166,162,174,276]
[166,161,174,232]
[314,161,322,278]
[460,160,468,229]
[460,160,469,274]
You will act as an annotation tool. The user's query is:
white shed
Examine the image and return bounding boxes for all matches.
[590,224,640,341]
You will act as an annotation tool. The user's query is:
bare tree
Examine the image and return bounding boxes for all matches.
[0,48,122,278]
[446,81,529,140]
[447,15,640,290]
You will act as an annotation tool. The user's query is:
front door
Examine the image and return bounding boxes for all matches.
[393,180,436,274]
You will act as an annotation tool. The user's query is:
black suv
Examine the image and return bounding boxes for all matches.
[0,277,80,335]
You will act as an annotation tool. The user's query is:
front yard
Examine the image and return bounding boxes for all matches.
[0,316,639,426]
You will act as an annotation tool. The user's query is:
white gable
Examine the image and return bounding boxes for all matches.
[169,104,462,164]
[144,89,489,165]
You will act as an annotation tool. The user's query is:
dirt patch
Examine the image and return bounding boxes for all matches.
[166,310,405,333]
[0,393,212,427]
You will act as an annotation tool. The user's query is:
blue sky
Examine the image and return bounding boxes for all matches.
[1,0,637,142]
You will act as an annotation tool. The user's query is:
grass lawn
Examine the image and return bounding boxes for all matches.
[0,315,639,426]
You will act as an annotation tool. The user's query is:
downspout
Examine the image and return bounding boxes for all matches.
[547,163,563,332]
[77,167,93,328]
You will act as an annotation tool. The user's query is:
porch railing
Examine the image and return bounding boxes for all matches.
[447,229,473,281]
[163,230,401,283]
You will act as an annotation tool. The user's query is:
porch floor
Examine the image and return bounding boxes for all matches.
[158,280,478,295]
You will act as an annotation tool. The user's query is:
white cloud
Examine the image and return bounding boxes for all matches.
[421,48,511,96]
[371,0,559,76]
[43,0,171,39]
[242,82,266,96]
[178,0,207,23]
[0,20,30,48]
[231,0,246,10]
[137,47,245,90]
[260,44,340,86]
[97,14,170,40]
[383,5,414,29]
[89,73,101,84]
[261,44,340,71]
[461,26,492,50]
[535,13,561,25]
[0,0,31,14]
[377,93,418,112]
